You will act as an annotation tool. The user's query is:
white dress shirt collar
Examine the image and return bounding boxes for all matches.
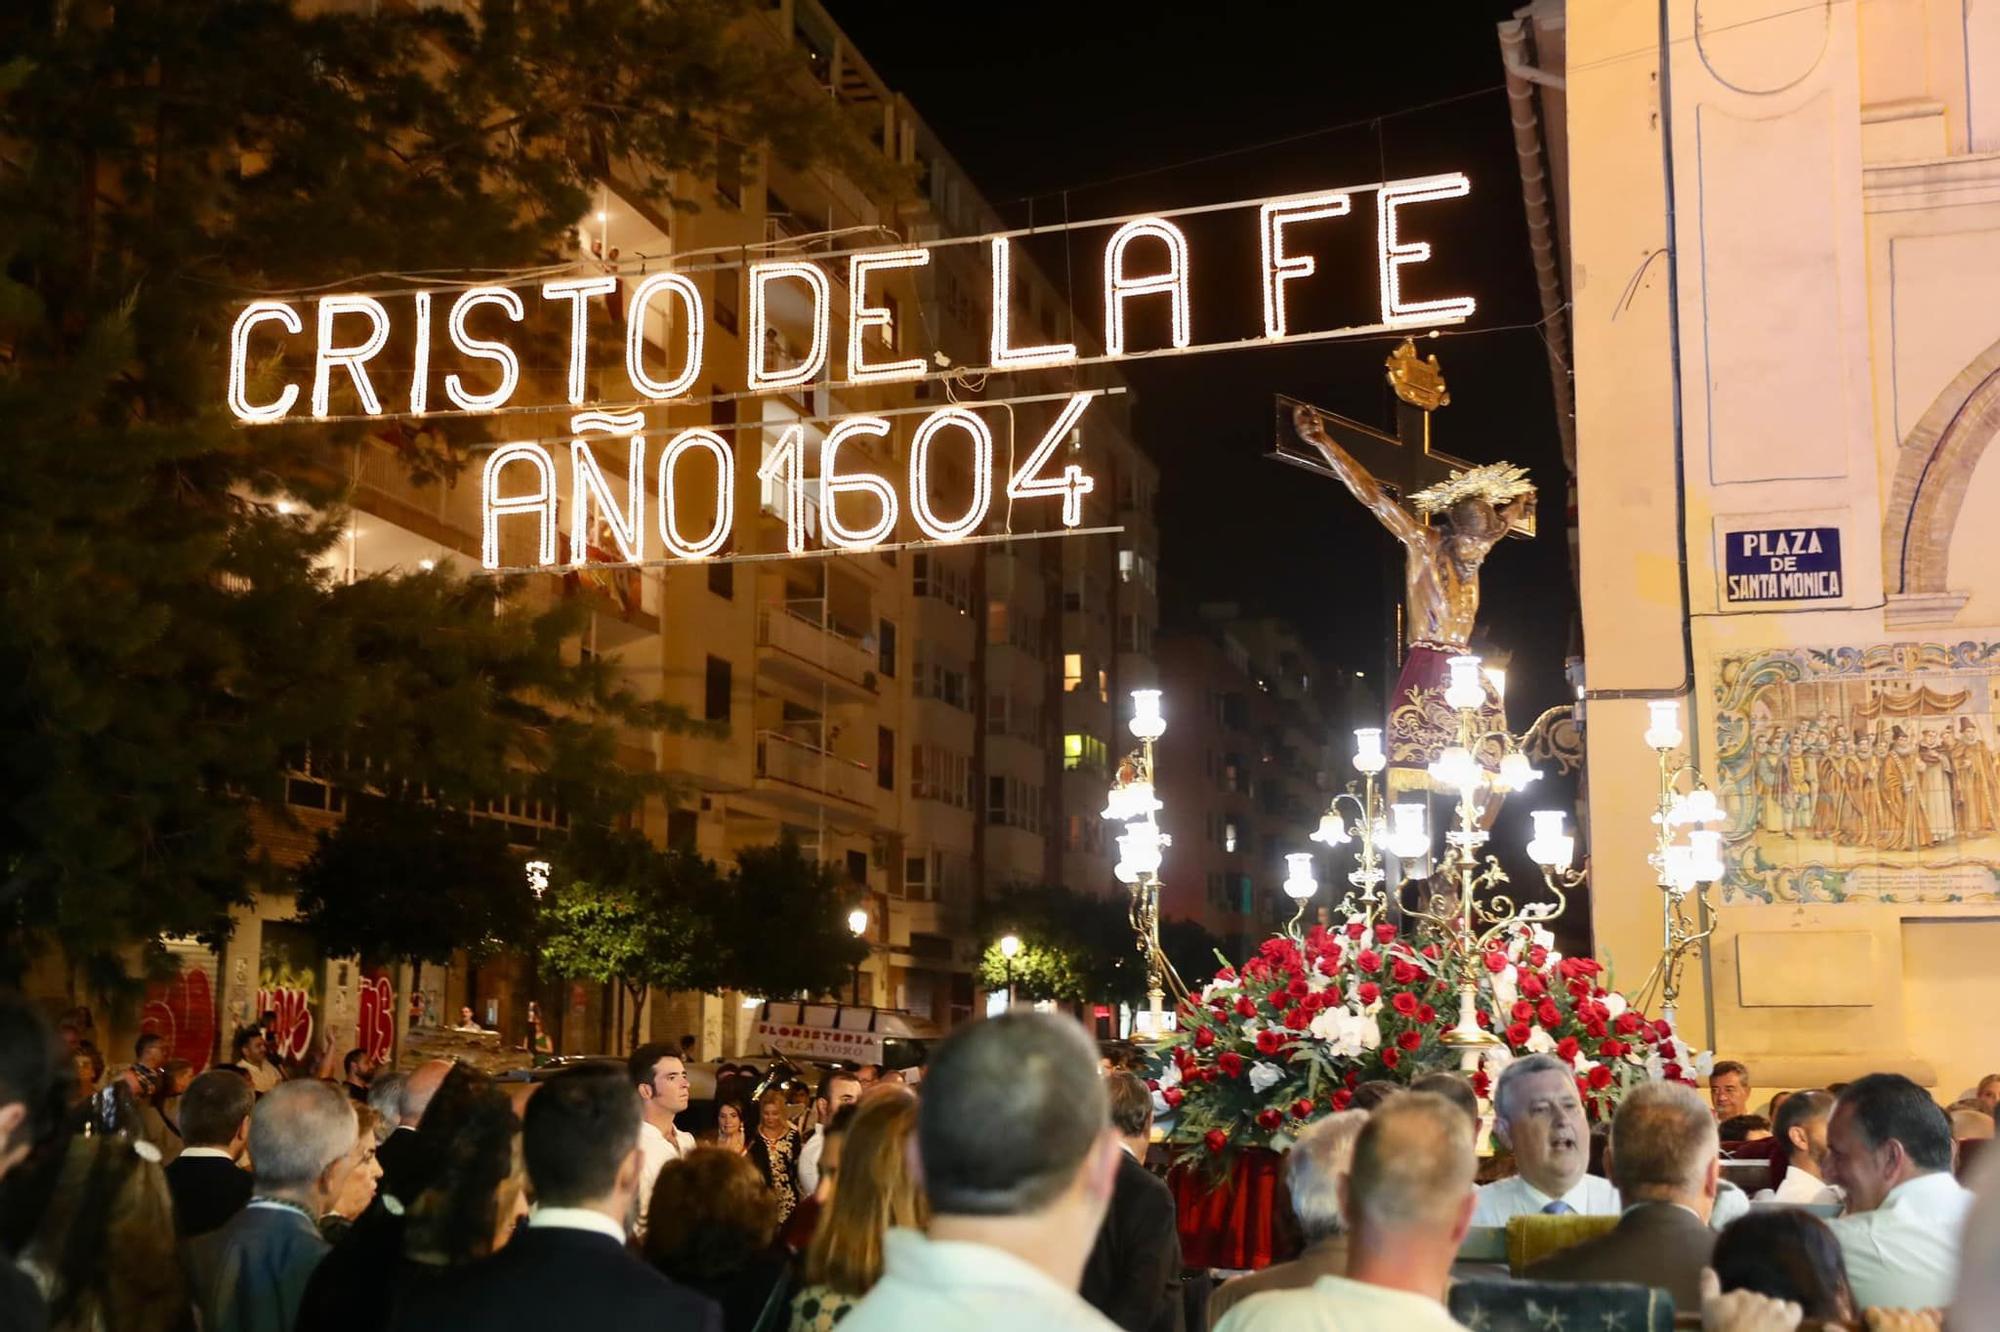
[176,1146,237,1161]
[528,1205,628,1245]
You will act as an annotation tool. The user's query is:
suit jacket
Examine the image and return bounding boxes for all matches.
[185,1201,332,1332]
[1523,1200,1715,1313]
[166,1153,253,1238]
[1080,1151,1183,1332]
[388,1225,722,1332]
[374,1126,425,1205]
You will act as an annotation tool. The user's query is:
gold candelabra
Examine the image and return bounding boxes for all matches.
[1631,699,1725,1024]
[1102,689,1185,1037]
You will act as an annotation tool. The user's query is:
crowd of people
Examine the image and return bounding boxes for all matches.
[1,993,1997,1332]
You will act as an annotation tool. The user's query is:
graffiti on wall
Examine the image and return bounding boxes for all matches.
[257,921,320,1062]
[141,965,217,1072]
[1713,641,2000,904]
[356,970,395,1064]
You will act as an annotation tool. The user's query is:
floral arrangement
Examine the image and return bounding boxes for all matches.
[1155,918,1710,1161]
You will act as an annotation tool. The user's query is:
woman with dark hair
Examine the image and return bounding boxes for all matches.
[706,1099,751,1156]
[643,1147,789,1332]
[747,1087,803,1222]
[1711,1208,1856,1325]
[18,1134,192,1332]
[296,1064,524,1332]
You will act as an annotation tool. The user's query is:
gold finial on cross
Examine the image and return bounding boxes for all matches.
[1385,336,1450,413]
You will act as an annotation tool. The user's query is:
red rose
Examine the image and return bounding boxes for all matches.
[1614,1012,1643,1036]
[1561,956,1602,978]
[1356,949,1382,974]
[1162,1087,1185,1108]
[1484,950,1509,974]
[1585,1019,1608,1039]
[1344,1069,1360,1089]
[1513,1000,1535,1022]
[1357,981,1381,1004]
[1392,992,1420,1017]
[1255,1029,1286,1055]
[1392,960,1422,986]
[1146,1078,1159,1091]
[1284,1006,1311,1031]
[1528,945,1550,968]
[1375,923,1400,943]
[1600,1039,1625,1058]
[1418,1004,1437,1024]
[1302,991,1327,1014]
[1345,922,1366,939]
[1519,972,1547,998]
[1471,1071,1491,1098]
[1288,976,1310,999]
[1537,999,1563,1027]
[1217,1051,1244,1077]
[1506,1022,1531,1046]
[1587,1064,1614,1090]
[1256,1108,1283,1131]
[1653,1018,1673,1038]
[1663,1061,1683,1081]
[1556,1036,1580,1062]
[1398,1029,1422,1051]
[1204,1129,1228,1155]
[1235,995,1257,1019]
[1216,966,1237,982]
[1292,1097,1315,1119]
[1473,1008,1490,1029]
[1195,1026,1216,1049]
[1568,978,1593,1000]
[1330,1089,1354,1110]
[1421,944,1440,960]
[1381,1048,1401,1070]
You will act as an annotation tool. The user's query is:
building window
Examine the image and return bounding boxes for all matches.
[878,618,897,677]
[877,726,895,791]
[716,139,743,208]
[714,269,738,335]
[1062,733,1107,773]
[904,853,930,902]
[1098,668,1109,704]
[666,808,698,854]
[1117,548,1155,589]
[707,560,733,600]
[1117,613,1152,655]
[704,655,731,722]
[1063,653,1084,693]
[1223,819,1240,854]
[986,775,1044,832]
[912,552,971,612]
[911,744,972,809]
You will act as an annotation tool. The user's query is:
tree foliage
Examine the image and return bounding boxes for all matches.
[975,885,1229,1008]
[0,0,883,981]
[712,839,868,1000]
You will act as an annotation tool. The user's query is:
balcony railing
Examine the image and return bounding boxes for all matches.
[754,728,874,806]
[757,602,876,689]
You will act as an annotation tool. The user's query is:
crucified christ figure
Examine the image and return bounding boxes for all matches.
[1291,403,1537,790]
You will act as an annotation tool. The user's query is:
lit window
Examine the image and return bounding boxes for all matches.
[1064,653,1084,692]
[1223,820,1240,853]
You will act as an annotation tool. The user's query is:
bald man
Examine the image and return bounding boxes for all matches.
[376,1059,451,1205]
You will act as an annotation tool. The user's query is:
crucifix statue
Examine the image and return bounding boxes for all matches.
[1275,338,1537,795]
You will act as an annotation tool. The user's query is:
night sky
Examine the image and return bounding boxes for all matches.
[824,0,1575,728]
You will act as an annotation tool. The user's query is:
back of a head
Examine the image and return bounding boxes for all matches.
[405,1066,520,1265]
[368,1071,409,1129]
[1105,1072,1153,1140]
[1410,1072,1480,1135]
[1712,1208,1853,1322]
[1611,1081,1720,1199]
[522,1065,640,1208]
[1286,1110,1369,1242]
[1838,1072,1953,1173]
[918,1013,1106,1217]
[1773,1090,1834,1163]
[0,996,62,1162]
[401,1059,453,1127]
[179,1070,255,1150]
[30,1135,184,1332]
[807,1087,924,1294]
[1345,1092,1476,1236]
[1350,1080,1405,1113]
[1953,1107,1996,1141]
[642,1147,778,1280]
[249,1079,358,1192]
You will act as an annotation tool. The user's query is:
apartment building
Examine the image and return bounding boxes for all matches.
[1154,607,1336,957]
[165,0,1160,1066]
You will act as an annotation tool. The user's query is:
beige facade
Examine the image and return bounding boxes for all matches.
[1534,0,2000,1097]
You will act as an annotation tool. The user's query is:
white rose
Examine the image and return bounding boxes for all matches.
[1309,1007,1347,1045]
[1248,1061,1286,1095]
[1602,992,1628,1020]
[1525,1025,1557,1055]
[1571,1051,1596,1075]
[1156,1063,1182,1091]
[1355,1013,1383,1052]
[1490,966,1519,1009]
[1529,925,1557,954]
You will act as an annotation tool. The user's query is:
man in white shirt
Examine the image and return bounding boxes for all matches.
[842,1013,1124,1332]
[1214,1091,1476,1332]
[1824,1072,1975,1312]
[628,1041,694,1234]
[797,1067,861,1197]
[1754,1089,1843,1206]
[1471,1053,1620,1225]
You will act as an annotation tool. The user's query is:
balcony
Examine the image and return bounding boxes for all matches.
[753,728,877,814]
[756,602,878,700]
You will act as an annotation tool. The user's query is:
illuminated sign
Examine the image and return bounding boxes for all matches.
[227,172,1477,571]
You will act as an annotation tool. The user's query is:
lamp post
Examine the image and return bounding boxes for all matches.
[999,933,1021,1009]
[847,907,869,1006]
[1303,652,1587,1069]
[1103,688,1176,1037]
[1637,699,1725,1025]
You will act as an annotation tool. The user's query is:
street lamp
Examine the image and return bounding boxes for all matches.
[998,933,1021,1008]
[847,907,868,1005]
[1104,688,1178,1036]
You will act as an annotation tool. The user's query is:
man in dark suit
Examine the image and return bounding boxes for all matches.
[373,1058,450,1205]
[187,1079,373,1332]
[164,1068,256,1237]
[1081,1072,1182,1332]
[1525,1080,1721,1313]
[390,1064,722,1332]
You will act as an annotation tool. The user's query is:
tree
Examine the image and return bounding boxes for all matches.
[293,795,534,1005]
[976,884,1231,1009]
[712,840,867,1001]
[539,832,721,1051]
[0,0,885,984]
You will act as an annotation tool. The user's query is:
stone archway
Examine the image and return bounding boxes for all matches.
[1884,336,2000,597]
